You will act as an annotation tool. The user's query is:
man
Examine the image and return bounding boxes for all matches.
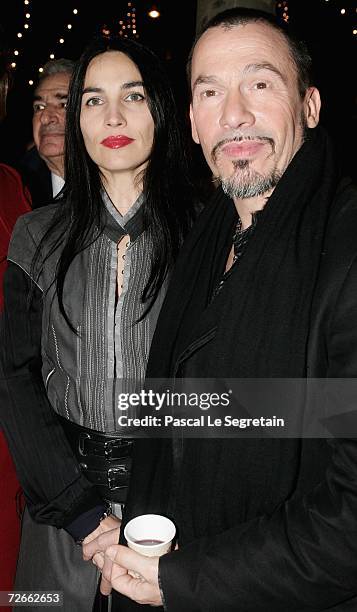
[19,58,73,207]
[85,8,357,612]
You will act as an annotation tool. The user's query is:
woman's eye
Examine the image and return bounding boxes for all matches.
[86,97,103,106]
[125,92,145,102]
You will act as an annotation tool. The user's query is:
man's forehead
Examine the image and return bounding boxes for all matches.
[191,22,291,74]
[34,73,70,98]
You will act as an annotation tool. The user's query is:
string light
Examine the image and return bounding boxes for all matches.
[277,0,289,23]
[116,1,139,38]
[11,0,32,71]
[320,1,357,40]
[27,3,81,81]
[16,0,138,86]
[26,2,80,81]
[148,6,160,19]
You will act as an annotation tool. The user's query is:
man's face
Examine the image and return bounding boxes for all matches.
[189,23,320,200]
[33,72,70,172]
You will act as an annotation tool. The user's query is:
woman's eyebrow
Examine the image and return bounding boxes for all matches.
[82,81,144,95]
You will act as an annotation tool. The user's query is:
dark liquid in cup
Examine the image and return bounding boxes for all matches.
[133,539,164,546]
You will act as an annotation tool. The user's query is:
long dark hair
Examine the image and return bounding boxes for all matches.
[34,36,195,328]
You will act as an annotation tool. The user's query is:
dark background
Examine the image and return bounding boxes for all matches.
[1,0,357,182]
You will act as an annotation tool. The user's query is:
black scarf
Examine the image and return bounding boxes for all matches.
[123,127,340,547]
[147,127,338,379]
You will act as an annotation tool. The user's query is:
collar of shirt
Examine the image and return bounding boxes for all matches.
[101,190,145,243]
[51,172,65,197]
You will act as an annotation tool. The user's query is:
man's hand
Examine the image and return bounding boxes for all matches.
[82,516,121,595]
[94,544,163,606]
[82,515,121,553]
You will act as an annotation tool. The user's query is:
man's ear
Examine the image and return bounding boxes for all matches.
[189,104,200,144]
[304,87,321,128]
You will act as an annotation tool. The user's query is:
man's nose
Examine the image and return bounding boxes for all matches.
[219,89,255,130]
[40,106,60,125]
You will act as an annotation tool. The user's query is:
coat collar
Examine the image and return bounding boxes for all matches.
[102,190,145,243]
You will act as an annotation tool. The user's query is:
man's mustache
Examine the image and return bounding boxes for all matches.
[211,135,275,163]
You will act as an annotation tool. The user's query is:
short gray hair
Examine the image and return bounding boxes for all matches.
[39,58,75,82]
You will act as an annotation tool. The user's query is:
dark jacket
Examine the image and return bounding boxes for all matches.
[17,146,53,208]
[0,195,165,536]
[120,130,357,611]
[156,181,357,612]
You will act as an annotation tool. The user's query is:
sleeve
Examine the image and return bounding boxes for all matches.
[158,256,357,611]
[0,261,105,537]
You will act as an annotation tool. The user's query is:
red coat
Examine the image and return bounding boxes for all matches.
[0,164,31,308]
[0,164,31,601]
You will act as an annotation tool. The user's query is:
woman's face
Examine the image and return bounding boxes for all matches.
[80,50,154,186]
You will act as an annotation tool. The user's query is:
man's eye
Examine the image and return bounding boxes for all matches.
[33,103,46,112]
[86,97,103,106]
[61,101,68,109]
[254,81,268,90]
[202,90,217,98]
[125,92,145,102]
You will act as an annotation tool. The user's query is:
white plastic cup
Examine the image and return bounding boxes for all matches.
[124,514,176,557]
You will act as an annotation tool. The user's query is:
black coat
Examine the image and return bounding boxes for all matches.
[118,130,357,611]
[17,146,53,208]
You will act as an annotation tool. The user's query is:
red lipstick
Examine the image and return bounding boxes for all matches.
[101,135,134,149]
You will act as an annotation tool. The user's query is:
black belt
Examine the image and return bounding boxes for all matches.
[58,415,133,503]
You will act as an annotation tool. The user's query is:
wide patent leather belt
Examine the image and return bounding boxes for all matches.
[57,414,133,503]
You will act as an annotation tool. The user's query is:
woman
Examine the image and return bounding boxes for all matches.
[0,30,31,610]
[1,36,194,611]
